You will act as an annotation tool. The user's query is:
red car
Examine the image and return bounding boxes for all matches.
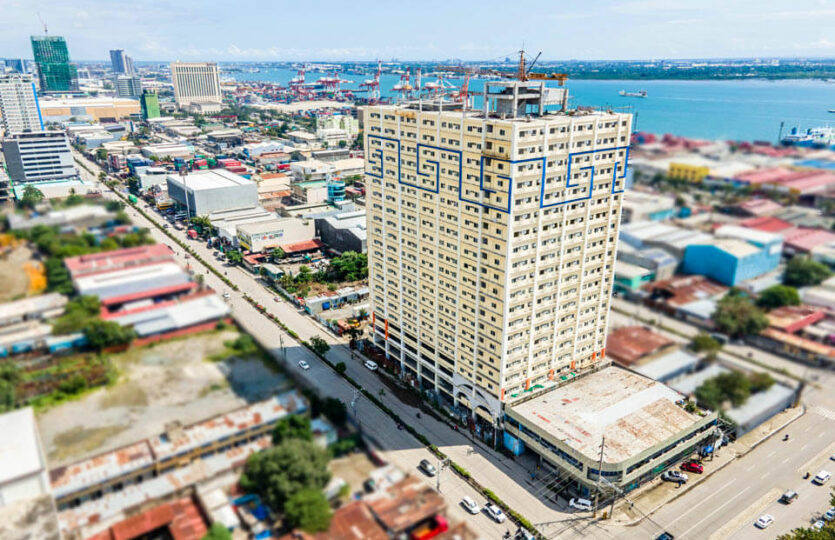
[681,461,704,474]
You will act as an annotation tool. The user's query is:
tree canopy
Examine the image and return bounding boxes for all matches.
[695,370,775,411]
[52,296,101,334]
[272,415,313,445]
[19,186,45,209]
[309,336,330,356]
[690,333,721,356]
[84,320,136,352]
[712,294,769,338]
[201,523,232,540]
[239,439,331,512]
[784,256,832,288]
[283,488,332,533]
[328,251,367,282]
[756,285,800,310]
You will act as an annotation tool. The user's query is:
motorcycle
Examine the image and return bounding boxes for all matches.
[783,434,789,441]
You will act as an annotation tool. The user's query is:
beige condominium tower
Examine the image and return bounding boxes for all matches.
[365,79,717,497]
[170,61,222,113]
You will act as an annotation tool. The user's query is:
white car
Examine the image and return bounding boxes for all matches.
[824,507,835,522]
[364,360,378,371]
[813,470,832,485]
[460,496,480,515]
[812,520,825,530]
[662,470,689,483]
[484,503,506,523]
[298,360,310,370]
[569,498,593,511]
[755,514,774,529]
[222,292,231,300]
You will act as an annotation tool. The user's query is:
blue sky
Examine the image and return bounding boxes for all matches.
[2,0,834,61]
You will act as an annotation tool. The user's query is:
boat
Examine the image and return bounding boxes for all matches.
[829,109,835,113]
[619,90,647,98]
[781,126,835,149]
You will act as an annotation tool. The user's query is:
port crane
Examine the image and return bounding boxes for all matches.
[359,60,382,102]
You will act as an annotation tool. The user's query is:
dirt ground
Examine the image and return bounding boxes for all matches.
[329,452,378,496]
[0,245,35,301]
[37,329,291,466]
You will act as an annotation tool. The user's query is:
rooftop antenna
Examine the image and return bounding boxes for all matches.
[37,12,48,34]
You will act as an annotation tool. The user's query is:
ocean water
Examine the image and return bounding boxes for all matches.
[230,68,834,143]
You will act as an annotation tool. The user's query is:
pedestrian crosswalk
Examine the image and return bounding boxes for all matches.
[811,405,835,421]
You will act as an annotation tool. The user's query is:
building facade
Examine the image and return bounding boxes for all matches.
[109,49,134,74]
[0,73,43,135]
[114,75,142,99]
[170,62,222,109]
[365,81,630,420]
[139,90,160,119]
[30,36,79,93]
[2,131,77,184]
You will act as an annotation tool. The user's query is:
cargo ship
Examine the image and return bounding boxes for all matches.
[619,90,647,98]
[781,126,835,149]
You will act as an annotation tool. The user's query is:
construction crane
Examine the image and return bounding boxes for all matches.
[511,49,569,86]
[37,12,48,34]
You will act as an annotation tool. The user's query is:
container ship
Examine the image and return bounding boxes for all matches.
[619,90,647,98]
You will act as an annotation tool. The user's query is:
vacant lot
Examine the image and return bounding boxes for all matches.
[38,329,291,466]
[0,245,36,301]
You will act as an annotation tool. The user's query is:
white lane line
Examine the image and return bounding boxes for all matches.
[760,472,769,480]
[819,432,825,438]
[746,465,755,472]
[801,444,810,452]
[669,478,737,525]
[678,487,750,539]
[782,457,790,464]
[766,450,776,458]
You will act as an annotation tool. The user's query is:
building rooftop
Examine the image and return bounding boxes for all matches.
[0,293,67,327]
[669,364,730,395]
[0,408,44,486]
[783,227,835,253]
[606,326,674,366]
[725,383,796,427]
[737,198,784,216]
[740,216,794,233]
[710,238,761,258]
[767,305,826,334]
[110,293,230,337]
[715,224,782,247]
[634,349,700,382]
[63,244,174,278]
[148,390,307,461]
[508,366,701,464]
[615,260,651,280]
[50,441,155,500]
[237,217,300,236]
[168,169,254,191]
[365,475,446,534]
[73,262,189,299]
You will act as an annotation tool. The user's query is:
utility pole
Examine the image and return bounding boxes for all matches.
[593,436,605,518]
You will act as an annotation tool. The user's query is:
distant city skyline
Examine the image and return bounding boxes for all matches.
[1,0,834,61]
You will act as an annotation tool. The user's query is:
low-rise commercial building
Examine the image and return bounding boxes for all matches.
[683,226,782,287]
[504,366,718,496]
[167,169,258,216]
[140,142,194,160]
[38,97,139,121]
[237,217,315,253]
[621,191,676,223]
[291,179,329,204]
[316,209,367,254]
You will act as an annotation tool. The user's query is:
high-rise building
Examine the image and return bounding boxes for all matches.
[2,131,77,184]
[0,73,43,136]
[30,36,79,93]
[4,59,27,73]
[114,75,142,99]
[170,62,222,112]
[140,90,160,120]
[364,80,717,495]
[109,49,134,75]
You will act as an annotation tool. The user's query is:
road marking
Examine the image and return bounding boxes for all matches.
[746,465,755,472]
[667,478,737,527]
[801,444,809,452]
[679,486,750,539]
[760,472,769,479]
[819,432,825,438]
[766,450,776,458]
[707,488,781,540]
[805,426,812,433]
[812,405,835,421]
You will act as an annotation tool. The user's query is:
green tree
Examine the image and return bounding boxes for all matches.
[271,247,286,261]
[784,256,833,287]
[98,171,107,182]
[327,251,368,282]
[0,364,22,412]
[226,250,244,266]
[712,295,769,338]
[272,415,313,445]
[95,148,108,161]
[19,186,45,209]
[309,336,330,356]
[756,285,800,310]
[283,488,332,533]
[296,265,313,284]
[83,320,136,352]
[335,362,347,375]
[201,523,232,540]
[239,439,331,512]
[52,296,101,334]
[695,371,751,410]
[65,191,84,207]
[321,397,347,426]
[690,333,721,357]
[44,257,73,294]
[748,371,775,393]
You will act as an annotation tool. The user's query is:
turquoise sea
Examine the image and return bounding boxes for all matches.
[231,68,834,143]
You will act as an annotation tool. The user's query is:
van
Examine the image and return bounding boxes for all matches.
[569,498,593,511]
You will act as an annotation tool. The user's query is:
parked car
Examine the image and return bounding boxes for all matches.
[484,503,506,523]
[569,498,593,511]
[298,360,310,370]
[655,534,674,540]
[812,520,825,530]
[814,470,832,485]
[364,360,378,371]
[681,461,704,474]
[460,496,480,515]
[419,459,436,477]
[662,470,689,483]
[755,514,774,529]
[222,292,230,300]
[823,507,835,522]
[779,490,798,504]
